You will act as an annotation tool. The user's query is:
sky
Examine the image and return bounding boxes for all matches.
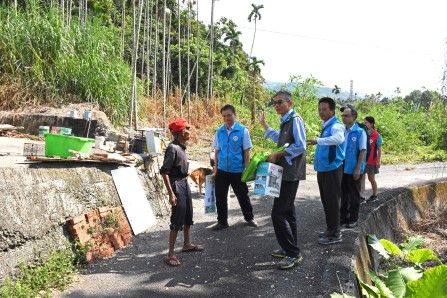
[197,0,447,96]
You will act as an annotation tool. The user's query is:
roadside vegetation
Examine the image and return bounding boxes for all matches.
[332,206,447,298]
[0,243,85,298]
[358,234,446,297]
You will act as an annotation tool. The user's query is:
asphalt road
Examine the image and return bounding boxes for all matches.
[53,161,447,298]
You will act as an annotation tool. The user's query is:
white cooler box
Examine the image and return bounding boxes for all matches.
[254,162,283,197]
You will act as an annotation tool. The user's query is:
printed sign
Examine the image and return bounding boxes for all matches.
[254,162,283,197]
[204,175,216,214]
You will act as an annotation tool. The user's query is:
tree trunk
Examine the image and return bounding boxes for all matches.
[195,0,200,112]
[206,0,215,104]
[152,0,159,99]
[178,0,182,111]
[187,2,191,120]
[121,0,125,58]
[166,11,172,96]
[130,0,144,131]
[146,0,152,97]
[162,0,167,128]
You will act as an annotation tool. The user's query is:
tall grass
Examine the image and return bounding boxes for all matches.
[0,4,131,125]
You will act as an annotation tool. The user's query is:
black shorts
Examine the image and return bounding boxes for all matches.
[364,164,379,174]
[170,180,194,231]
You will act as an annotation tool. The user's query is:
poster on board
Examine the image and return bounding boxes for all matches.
[204,174,216,214]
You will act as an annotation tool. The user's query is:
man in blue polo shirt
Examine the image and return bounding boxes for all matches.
[307,97,345,245]
[211,104,257,231]
[339,104,366,229]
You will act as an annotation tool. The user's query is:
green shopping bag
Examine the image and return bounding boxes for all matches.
[241,143,288,182]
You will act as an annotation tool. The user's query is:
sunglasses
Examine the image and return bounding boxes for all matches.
[272,99,285,106]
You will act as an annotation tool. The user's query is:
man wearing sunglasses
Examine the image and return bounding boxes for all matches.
[260,90,306,270]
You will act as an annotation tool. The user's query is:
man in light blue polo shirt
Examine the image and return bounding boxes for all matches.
[211,104,257,231]
[339,104,366,229]
[307,97,345,245]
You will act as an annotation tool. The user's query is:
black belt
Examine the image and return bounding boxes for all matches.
[170,176,188,181]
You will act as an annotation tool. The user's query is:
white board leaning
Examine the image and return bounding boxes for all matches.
[111,167,157,235]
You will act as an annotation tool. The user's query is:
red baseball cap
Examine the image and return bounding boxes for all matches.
[168,118,194,132]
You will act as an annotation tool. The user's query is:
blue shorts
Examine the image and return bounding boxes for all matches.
[169,180,194,231]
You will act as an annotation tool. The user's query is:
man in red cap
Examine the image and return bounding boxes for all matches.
[160,118,203,266]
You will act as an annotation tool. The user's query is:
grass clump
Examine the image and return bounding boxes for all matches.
[0,244,83,298]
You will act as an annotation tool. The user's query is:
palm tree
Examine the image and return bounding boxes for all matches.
[376,92,383,101]
[223,21,242,65]
[241,3,263,104]
[247,56,265,123]
[394,87,401,99]
[247,4,263,58]
[332,85,341,96]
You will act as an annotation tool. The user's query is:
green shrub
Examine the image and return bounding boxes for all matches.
[356,234,447,298]
[0,246,79,298]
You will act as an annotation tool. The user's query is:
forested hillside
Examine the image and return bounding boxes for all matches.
[0,0,446,163]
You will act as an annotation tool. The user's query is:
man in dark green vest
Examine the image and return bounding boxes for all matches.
[260,90,306,270]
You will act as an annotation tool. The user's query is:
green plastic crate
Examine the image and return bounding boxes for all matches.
[44,133,95,158]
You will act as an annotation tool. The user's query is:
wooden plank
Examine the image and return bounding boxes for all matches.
[0,124,16,131]
[26,156,134,165]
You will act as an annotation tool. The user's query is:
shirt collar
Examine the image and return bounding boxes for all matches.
[322,116,337,128]
[280,109,294,124]
[173,139,186,150]
[346,122,358,132]
[225,121,237,131]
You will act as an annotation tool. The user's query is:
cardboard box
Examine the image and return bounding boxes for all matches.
[204,175,216,214]
[254,162,283,197]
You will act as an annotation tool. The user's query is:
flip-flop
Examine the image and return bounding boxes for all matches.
[165,256,181,266]
[181,244,204,253]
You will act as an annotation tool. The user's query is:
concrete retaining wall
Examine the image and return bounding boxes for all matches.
[0,162,167,282]
[353,180,447,296]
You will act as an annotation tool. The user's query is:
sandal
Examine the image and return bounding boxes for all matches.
[165,256,181,266]
[181,244,204,253]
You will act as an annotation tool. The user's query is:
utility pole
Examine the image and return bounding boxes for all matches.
[350,80,354,101]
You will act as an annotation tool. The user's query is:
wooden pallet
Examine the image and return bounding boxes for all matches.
[26,156,134,166]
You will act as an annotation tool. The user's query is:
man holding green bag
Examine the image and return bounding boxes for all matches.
[211,104,257,231]
[260,90,307,270]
